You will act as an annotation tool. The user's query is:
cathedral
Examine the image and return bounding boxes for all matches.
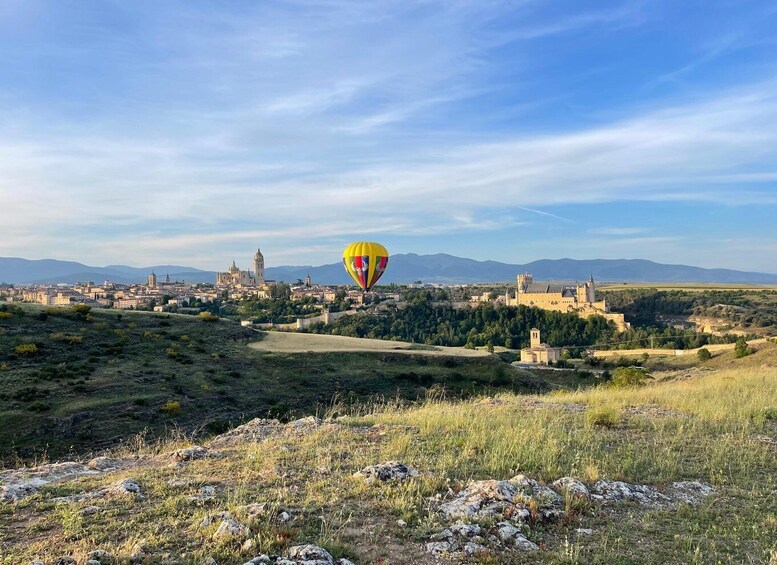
[216,248,265,286]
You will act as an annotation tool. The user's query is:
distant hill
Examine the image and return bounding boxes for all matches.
[0,258,216,285]
[268,254,777,285]
[2,254,777,285]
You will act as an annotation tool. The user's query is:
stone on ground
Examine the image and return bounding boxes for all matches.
[353,461,421,483]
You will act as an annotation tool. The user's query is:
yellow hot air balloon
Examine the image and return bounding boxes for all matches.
[342,242,389,291]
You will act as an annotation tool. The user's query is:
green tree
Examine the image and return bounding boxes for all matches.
[735,338,752,358]
[697,348,711,361]
[611,366,651,387]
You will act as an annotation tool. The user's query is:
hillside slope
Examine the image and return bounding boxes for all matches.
[0,305,542,462]
[1,346,775,563]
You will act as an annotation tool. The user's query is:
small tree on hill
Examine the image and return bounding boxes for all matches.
[697,348,711,361]
[611,366,651,388]
[735,338,753,358]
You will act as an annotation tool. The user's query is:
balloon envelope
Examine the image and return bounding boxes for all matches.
[342,242,389,291]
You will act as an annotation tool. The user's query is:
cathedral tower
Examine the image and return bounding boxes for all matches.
[253,248,265,285]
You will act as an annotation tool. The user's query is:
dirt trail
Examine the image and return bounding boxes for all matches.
[592,338,769,358]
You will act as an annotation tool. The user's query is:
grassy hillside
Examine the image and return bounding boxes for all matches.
[0,343,774,563]
[0,304,547,463]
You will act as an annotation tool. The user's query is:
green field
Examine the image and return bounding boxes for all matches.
[0,304,554,463]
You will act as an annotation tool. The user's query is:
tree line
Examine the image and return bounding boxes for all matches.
[304,291,740,351]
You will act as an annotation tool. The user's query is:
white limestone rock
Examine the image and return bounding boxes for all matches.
[213,517,250,540]
[353,461,421,483]
[110,478,142,497]
[514,534,540,551]
[286,544,335,564]
[438,479,517,519]
[552,477,590,500]
[426,541,454,556]
[171,445,209,462]
[592,480,671,507]
[669,481,715,505]
[87,457,123,471]
[509,474,563,505]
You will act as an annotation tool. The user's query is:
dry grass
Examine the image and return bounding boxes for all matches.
[1,359,775,564]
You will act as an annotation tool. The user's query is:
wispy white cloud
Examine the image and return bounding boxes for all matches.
[1,1,776,268]
[589,227,649,236]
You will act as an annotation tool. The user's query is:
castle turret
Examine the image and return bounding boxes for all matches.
[147,272,157,287]
[587,274,596,303]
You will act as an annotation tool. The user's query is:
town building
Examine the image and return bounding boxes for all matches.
[507,273,629,331]
[147,272,157,287]
[520,328,560,365]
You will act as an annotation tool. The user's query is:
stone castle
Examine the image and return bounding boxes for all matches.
[216,248,265,287]
[507,273,629,331]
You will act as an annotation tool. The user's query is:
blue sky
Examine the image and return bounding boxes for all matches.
[1,0,777,272]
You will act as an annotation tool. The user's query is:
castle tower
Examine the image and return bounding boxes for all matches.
[587,273,596,303]
[576,283,588,304]
[253,248,265,285]
[530,328,541,349]
[147,272,157,287]
[305,273,311,287]
[517,273,533,294]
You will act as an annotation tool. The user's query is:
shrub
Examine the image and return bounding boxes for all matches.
[72,304,91,316]
[160,400,182,415]
[198,312,220,322]
[12,386,47,401]
[611,366,651,388]
[0,311,12,319]
[28,401,51,412]
[166,347,178,359]
[697,348,712,361]
[51,333,83,345]
[735,338,754,358]
[586,406,621,428]
[15,343,39,356]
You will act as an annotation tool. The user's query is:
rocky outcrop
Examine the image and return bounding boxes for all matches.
[213,517,250,540]
[209,417,337,448]
[591,480,671,507]
[426,520,538,556]
[110,478,142,497]
[552,477,590,500]
[669,481,716,504]
[87,457,125,471]
[242,544,354,564]
[170,445,209,462]
[430,474,715,558]
[353,461,421,483]
[0,461,99,503]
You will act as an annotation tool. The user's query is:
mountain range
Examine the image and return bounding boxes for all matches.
[2,254,777,285]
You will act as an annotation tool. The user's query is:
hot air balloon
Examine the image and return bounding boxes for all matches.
[342,241,389,291]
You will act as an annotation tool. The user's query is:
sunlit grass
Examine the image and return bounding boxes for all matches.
[1,365,775,564]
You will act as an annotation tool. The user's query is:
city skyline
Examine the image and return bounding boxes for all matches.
[2,1,777,271]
